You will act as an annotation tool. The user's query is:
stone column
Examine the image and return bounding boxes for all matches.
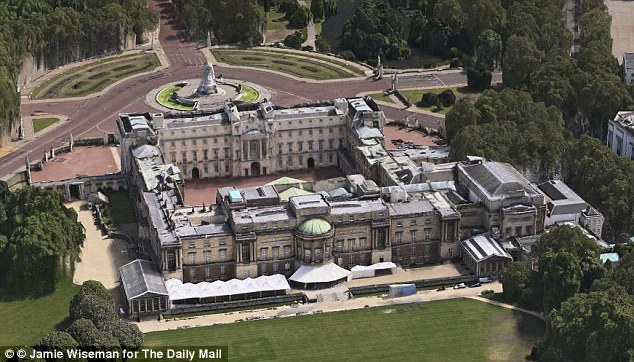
[69,133,74,152]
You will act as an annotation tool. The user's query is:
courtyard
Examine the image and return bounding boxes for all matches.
[30,146,121,183]
[144,298,545,361]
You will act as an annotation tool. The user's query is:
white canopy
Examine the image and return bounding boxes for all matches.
[289,263,351,284]
[350,262,397,272]
[165,274,290,301]
[350,262,397,280]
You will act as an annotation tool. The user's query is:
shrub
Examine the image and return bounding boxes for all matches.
[449,58,462,68]
[302,45,314,51]
[315,37,331,53]
[438,89,456,107]
[340,50,356,61]
[420,92,439,107]
[100,319,144,351]
[283,33,302,49]
[467,62,492,91]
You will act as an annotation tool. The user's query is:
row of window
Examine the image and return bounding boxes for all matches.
[187,249,228,264]
[277,152,334,167]
[395,218,432,227]
[334,237,368,252]
[277,138,343,154]
[259,246,292,260]
[394,229,433,243]
[188,239,227,249]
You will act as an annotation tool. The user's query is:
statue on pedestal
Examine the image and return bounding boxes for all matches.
[391,73,399,92]
[196,63,218,95]
[374,55,384,80]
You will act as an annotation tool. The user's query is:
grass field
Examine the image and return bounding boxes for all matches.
[0,276,79,346]
[236,84,259,102]
[32,117,59,133]
[211,49,362,80]
[145,299,545,361]
[368,92,396,104]
[104,190,137,225]
[156,84,195,111]
[399,87,478,115]
[32,53,160,99]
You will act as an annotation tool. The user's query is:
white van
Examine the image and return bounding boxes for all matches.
[477,277,492,284]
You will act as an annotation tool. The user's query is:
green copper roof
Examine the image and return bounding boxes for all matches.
[297,218,332,235]
[279,187,313,201]
[266,176,307,186]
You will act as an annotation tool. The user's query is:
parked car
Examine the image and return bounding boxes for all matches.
[481,289,495,295]
[453,283,466,289]
[478,277,492,283]
[468,282,482,288]
[436,286,446,291]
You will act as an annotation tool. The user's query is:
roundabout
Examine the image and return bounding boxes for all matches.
[147,63,271,112]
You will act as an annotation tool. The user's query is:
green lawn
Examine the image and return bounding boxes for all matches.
[104,190,137,225]
[32,117,59,133]
[368,92,396,104]
[211,49,363,80]
[399,86,478,115]
[0,276,79,346]
[32,53,160,99]
[145,299,545,361]
[236,84,259,102]
[156,84,195,111]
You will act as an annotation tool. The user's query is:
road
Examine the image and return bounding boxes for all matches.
[0,0,470,178]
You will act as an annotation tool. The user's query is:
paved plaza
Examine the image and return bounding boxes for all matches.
[383,124,441,149]
[606,0,634,62]
[30,146,120,182]
[69,201,132,303]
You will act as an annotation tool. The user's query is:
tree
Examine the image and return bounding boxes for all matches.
[463,0,505,42]
[77,280,114,305]
[70,295,117,325]
[67,318,120,353]
[288,5,310,29]
[433,0,464,30]
[420,18,451,56]
[533,225,603,293]
[99,318,144,351]
[538,287,634,362]
[310,0,325,22]
[501,262,530,302]
[0,184,85,295]
[476,30,502,70]
[444,98,481,141]
[539,250,583,311]
[283,33,302,49]
[466,62,492,91]
[502,35,542,90]
[315,37,331,53]
[35,332,79,361]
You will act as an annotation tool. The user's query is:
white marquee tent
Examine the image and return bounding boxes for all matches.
[350,262,398,279]
[166,274,290,303]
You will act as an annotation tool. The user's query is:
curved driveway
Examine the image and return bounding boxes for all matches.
[1,0,472,178]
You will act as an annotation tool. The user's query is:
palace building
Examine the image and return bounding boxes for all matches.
[116,97,604,299]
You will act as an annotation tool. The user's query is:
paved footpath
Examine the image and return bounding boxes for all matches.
[137,282,531,333]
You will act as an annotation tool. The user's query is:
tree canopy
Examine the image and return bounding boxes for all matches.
[0,0,158,144]
[0,182,85,295]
